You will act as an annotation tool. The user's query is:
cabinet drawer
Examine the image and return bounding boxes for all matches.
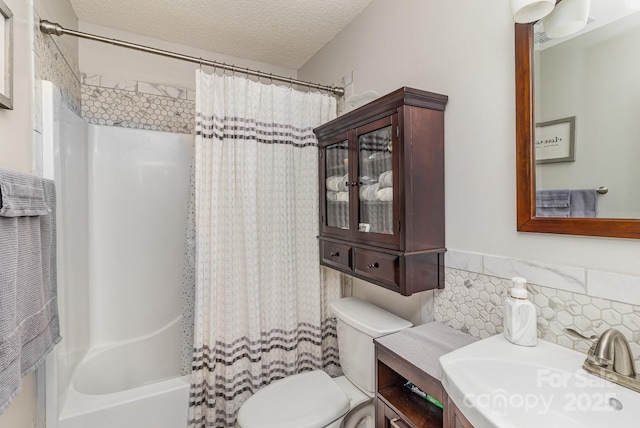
[388,418,411,428]
[320,241,352,270]
[378,401,412,428]
[354,249,400,290]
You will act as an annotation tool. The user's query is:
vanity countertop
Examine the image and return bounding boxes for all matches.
[374,321,478,382]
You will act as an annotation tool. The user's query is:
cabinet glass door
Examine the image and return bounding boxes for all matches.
[325,139,350,231]
[357,122,394,235]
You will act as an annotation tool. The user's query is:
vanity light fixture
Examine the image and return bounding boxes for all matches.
[625,0,640,10]
[542,0,590,38]
[510,0,556,23]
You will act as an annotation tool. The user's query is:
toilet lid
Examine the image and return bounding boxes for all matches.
[237,370,350,428]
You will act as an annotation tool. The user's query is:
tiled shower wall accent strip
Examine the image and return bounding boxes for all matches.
[436,250,640,363]
[33,7,82,116]
[81,74,195,134]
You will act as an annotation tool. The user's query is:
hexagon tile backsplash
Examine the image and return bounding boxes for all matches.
[436,253,640,364]
[81,74,195,134]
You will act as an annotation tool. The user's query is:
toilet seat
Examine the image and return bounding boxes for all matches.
[237,370,350,428]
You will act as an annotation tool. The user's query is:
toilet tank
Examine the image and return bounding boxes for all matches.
[330,297,412,395]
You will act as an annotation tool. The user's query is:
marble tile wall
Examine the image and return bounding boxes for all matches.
[33,6,82,115]
[32,4,82,177]
[436,250,640,363]
[81,74,195,134]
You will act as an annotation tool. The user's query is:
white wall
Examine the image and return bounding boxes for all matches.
[0,1,37,427]
[0,0,36,426]
[299,0,640,282]
[78,22,297,90]
[351,278,433,326]
[0,0,33,171]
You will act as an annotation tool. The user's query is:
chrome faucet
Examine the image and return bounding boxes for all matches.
[566,327,640,393]
[588,328,636,377]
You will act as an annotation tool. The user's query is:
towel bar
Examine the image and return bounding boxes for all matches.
[597,186,608,194]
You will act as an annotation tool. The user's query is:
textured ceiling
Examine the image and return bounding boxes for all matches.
[68,0,373,69]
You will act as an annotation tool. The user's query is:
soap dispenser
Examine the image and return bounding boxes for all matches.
[503,277,537,346]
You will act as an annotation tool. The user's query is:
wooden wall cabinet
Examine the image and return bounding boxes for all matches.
[314,87,448,295]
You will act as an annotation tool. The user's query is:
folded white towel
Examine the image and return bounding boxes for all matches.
[326,175,341,192]
[376,187,393,202]
[378,170,393,189]
[326,191,349,202]
[326,174,349,192]
[359,183,380,201]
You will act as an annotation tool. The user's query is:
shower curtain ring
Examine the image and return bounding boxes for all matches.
[289,77,293,88]
[198,57,202,70]
[246,67,250,79]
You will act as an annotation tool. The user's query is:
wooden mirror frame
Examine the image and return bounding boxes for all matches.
[515,23,640,239]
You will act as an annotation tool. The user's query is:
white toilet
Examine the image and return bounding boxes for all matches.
[237,297,412,428]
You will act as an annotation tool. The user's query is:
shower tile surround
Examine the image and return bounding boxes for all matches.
[435,250,640,364]
[32,4,82,177]
[34,8,195,135]
[81,74,195,134]
[33,7,82,116]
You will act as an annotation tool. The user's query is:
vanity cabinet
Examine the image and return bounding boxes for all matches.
[374,323,478,428]
[376,344,445,428]
[375,345,476,428]
[446,397,474,428]
[314,87,448,295]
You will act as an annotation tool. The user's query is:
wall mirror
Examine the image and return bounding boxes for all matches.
[516,0,640,239]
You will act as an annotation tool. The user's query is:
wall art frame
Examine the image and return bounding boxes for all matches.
[535,116,575,164]
[0,0,13,110]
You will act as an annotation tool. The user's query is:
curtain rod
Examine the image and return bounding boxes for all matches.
[39,20,345,97]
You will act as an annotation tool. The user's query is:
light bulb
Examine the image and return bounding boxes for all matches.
[543,0,590,39]
[511,0,556,23]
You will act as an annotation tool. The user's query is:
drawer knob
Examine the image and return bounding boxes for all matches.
[367,262,379,269]
[330,251,340,257]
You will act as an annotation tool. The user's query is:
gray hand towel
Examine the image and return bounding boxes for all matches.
[0,171,50,217]
[536,189,571,217]
[0,169,61,415]
[536,189,570,208]
[569,189,597,218]
[536,207,571,217]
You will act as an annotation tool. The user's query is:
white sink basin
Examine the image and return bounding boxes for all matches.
[440,334,640,428]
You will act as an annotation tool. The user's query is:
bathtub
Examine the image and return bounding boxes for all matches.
[58,318,190,428]
[42,82,194,427]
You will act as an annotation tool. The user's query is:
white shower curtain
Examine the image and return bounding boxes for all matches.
[188,71,340,428]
